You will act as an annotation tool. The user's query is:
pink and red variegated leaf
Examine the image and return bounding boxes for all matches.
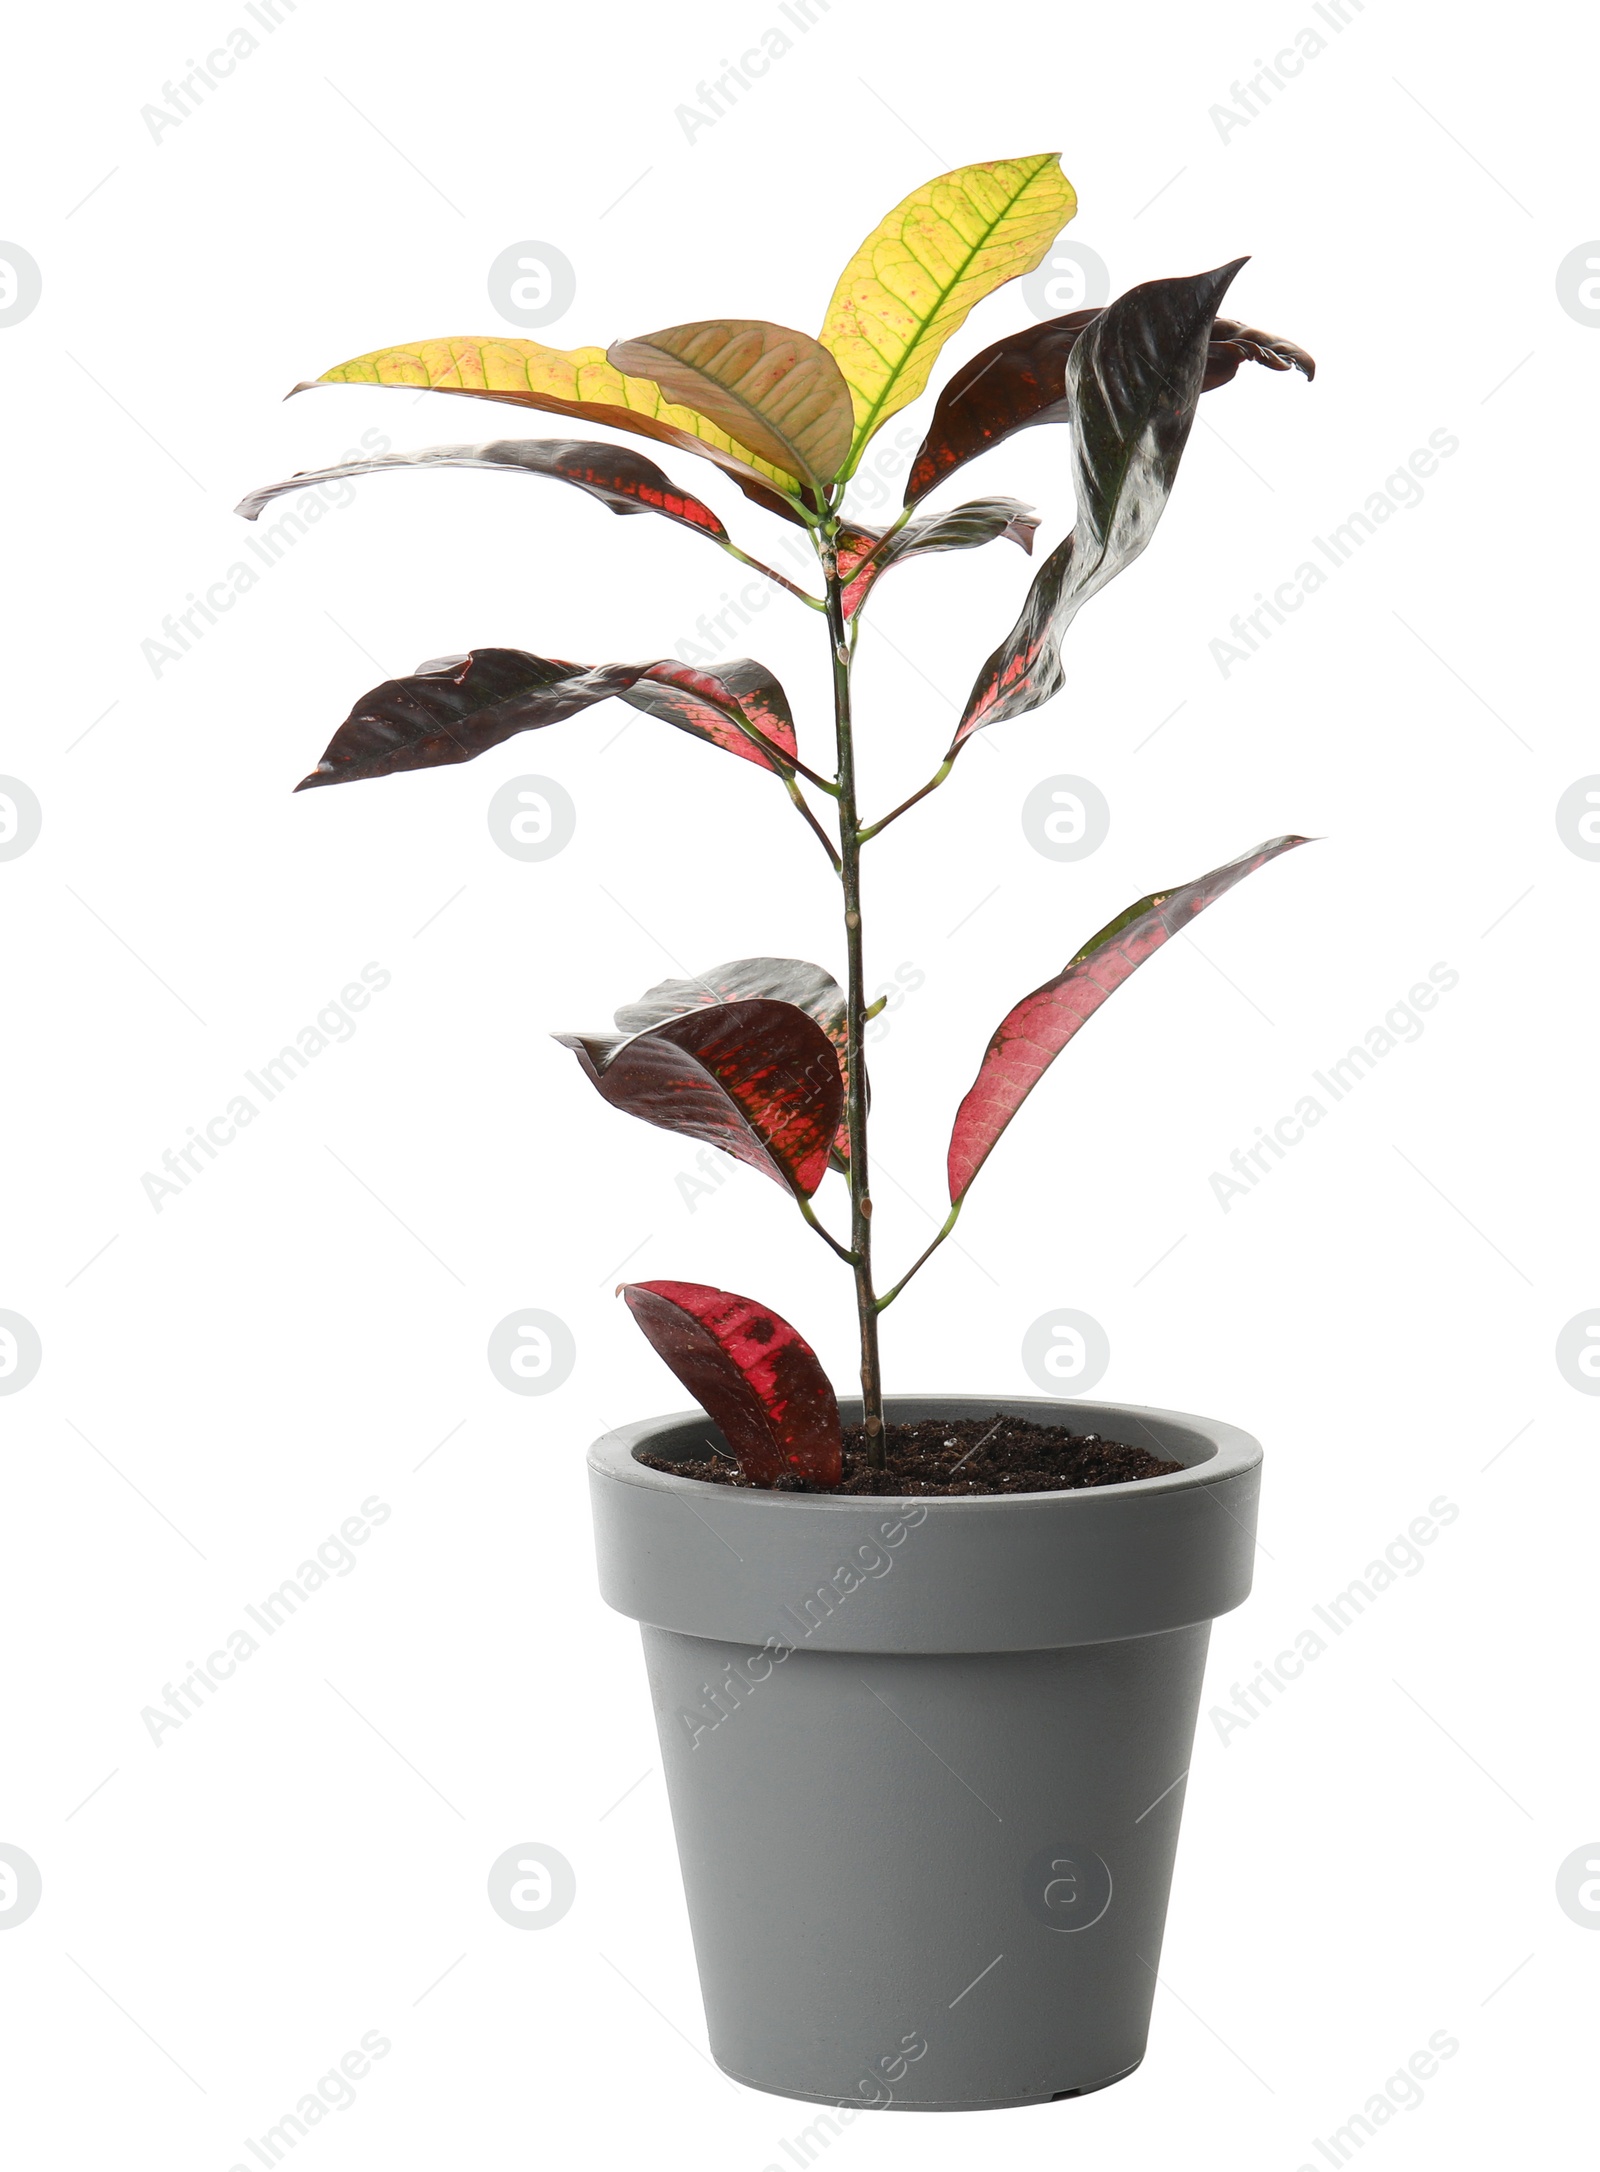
[295,648,797,790]
[618,658,797,769]
[611,956,851,1167]
[235,437,729,543]
[947,836,1310,1204]
[622,1280,842,1486]
[556,998,844,1200]
[834,497,1038,619]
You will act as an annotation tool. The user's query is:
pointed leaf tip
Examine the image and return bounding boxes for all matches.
[951,262,1268,746]
[946,836,1307,1205]
[819,153,1077,477]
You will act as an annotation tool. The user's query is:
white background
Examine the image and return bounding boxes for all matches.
[2,0,1595,2164]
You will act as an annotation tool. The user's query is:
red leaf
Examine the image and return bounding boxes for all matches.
[947,837,1309,1204]
[611,955,852,1168]
[556,998,843,1199]
[622,1280,842,1486]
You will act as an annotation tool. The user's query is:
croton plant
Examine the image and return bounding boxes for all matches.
[239,153,1313,1488]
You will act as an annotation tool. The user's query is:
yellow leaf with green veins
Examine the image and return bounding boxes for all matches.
[294,336,808,518]
[819,154,1077,478]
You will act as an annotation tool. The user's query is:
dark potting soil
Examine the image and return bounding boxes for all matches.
[637,1414,1184,1496]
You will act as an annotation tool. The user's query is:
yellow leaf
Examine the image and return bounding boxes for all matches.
[295,336,809,520]
[819,154,1077,478]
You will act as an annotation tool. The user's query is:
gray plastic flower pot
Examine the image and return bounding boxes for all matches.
[588,1393,1260,2112]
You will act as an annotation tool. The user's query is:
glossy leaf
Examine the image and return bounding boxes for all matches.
[905,311,1314,505]
[606,320,854,496]
[621,1279,842,1487]
[616,658,798,769]
[819,154,1076,478]
[946,836,1308,1205]
[292,336,809,524]
[295,649,797,791]
[557,999,843,1199]
[235,437,727,545]
[836,497,1038,618]
[1203,320,1317,393]
[612,957,851,1167]
[952,262,1246,749]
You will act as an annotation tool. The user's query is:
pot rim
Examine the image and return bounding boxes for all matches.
[589,1394,1262,1650]
[587,1392,1260,1510]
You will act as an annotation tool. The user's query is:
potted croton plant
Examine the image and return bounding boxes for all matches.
[241,153,1313,2111]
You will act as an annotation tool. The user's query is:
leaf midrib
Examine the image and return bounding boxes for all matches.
[840,156,1060,458]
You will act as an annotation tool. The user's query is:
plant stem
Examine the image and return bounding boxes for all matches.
[823,524,886,1461]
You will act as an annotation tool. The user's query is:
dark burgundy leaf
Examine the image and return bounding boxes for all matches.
[947,836,1309,1204]
[555,998,843,1199]
[611,957,852,1169]
[296,649,797,790]
[235,437,728,544]
[622,1280,842,1487]
[952,263,1249,749]
[905,307,1314,505]
[904,307,1099,507]
[835,497,1038,618]
[1202,321,1316,394]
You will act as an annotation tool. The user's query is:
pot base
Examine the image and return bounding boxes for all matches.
[715,2053,1145,2113]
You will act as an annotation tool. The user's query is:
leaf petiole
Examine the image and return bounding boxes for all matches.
[875,1202,962,1312]
[797,1193,858,1266]
[858,756,955,843]
[715,536,826,610]
[782,773,842,871]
